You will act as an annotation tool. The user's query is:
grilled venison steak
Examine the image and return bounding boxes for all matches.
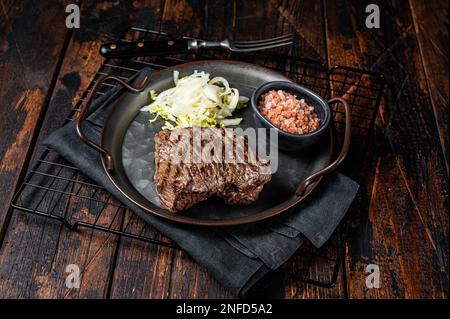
[154,128,271,212]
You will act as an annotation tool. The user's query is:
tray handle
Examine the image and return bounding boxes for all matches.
[75,75,149,170]
[295,97,351,197]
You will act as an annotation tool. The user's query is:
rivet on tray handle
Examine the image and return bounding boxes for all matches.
[295,97,351,197]
[75,74,149,170]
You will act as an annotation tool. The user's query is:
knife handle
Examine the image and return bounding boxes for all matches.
[100,39,192,58]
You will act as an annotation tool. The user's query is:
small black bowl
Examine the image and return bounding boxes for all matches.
[251,81,331,151]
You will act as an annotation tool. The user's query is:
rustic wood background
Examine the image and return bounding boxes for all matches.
[0,0,448,298]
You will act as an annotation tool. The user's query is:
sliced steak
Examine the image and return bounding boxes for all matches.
[154,128,271,212]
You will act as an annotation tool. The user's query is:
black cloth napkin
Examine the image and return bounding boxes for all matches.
[43,67,359,296]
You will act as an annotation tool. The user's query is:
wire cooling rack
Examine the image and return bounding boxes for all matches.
[11,27,385,289]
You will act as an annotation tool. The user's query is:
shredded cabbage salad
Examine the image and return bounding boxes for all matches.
[140,70,249,129]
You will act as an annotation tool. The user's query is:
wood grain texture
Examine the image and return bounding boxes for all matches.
[409,0,449,173]
[109,212,175,299]
[324,0,449,298]
[0,0,71,240]
[0,0,164,299]
[282,236,347,299]
[269,0,327,61]
[0,0,448,299]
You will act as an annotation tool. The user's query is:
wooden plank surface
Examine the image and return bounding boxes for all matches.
[0,0,448,299]
[0,0,71,242]
[324,0,448,298]
[0,0,164,298]
[409,0,449,172]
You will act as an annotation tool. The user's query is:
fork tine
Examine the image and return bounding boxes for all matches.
[232,40,293,52]
[233,34,293,45]
[233,39,293,49]
[233,37,293,49]
[233,35,293,48]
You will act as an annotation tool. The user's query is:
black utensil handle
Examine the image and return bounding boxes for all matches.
[100,39,191,58]
[75,75,150,170]
[295,97,351,197]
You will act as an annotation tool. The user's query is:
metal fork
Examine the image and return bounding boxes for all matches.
[100,34,294,58]
[193,33,294,52]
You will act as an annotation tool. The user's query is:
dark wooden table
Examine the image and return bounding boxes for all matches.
[0,0,448,299]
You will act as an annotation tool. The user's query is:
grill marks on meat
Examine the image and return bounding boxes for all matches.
[154,128,271,212]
